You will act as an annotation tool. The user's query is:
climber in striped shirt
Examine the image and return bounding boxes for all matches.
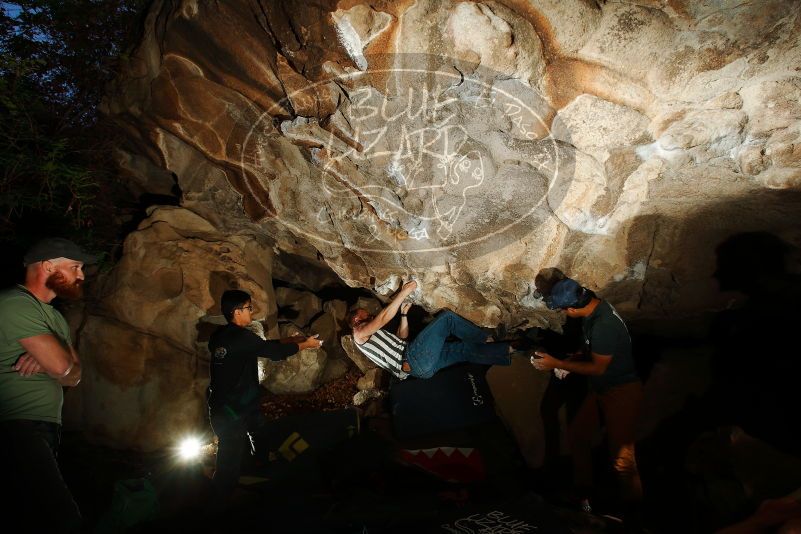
[349,280,518,379]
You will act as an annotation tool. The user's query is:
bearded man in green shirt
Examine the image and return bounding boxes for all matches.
[0,238,97,532]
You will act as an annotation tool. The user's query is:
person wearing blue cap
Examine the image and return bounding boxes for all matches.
[0,237,97,532]
[532,276,642,517]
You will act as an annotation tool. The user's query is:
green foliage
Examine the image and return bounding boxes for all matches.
[1,0,148,119]
[0,0,148,255]
[0,53,96,235]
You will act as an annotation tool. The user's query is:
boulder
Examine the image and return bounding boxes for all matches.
[103,0,801,331]
[350,297,383,316]
[310,311,346,361]
[86,2,801,452]
[275,287,322,327]
[323,299,349,325]
[353,389,382,407]
[272,251,343,291]
[259,323,327,394]
[320,358,350,385]
[487,359,552,468]
[356,368,385,391]
[341,335,377,374]
[65,315,206,452]
[63,207,278,450]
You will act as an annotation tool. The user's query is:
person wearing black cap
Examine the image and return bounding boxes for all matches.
[532,277,642,516]
[208,289,323,507]
[0,237,98,532]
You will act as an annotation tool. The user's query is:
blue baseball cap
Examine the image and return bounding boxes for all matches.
[546,278,588,310]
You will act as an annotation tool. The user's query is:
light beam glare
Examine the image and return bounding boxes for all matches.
[177,436,202,461]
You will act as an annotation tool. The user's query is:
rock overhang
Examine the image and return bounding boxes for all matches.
[103,0,801,327]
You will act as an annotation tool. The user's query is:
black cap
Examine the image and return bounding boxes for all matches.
[23,238,98,266]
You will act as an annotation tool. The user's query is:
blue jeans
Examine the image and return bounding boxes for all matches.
[405,310,511,379]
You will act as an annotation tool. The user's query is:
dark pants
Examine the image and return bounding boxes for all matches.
[568,381,644,504]
[405,310,511,379]
[0,420,81,533]
[540,371,587,467]
[209,407,267,503]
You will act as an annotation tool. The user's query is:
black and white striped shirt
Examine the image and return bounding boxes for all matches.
[355,329,409,380]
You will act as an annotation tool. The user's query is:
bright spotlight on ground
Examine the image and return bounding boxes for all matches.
[178,436,202,461]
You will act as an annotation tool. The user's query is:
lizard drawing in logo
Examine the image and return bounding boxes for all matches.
[319,120,491,244]
[433,148,487,240]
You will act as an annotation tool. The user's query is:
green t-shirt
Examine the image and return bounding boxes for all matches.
[0,285,71,423]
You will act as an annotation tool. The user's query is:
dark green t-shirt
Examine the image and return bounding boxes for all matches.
[0,285,71,423]
[582,300,638,392]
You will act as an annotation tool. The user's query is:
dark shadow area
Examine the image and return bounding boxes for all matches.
[619,191,801,533]
[16,185,801,534]
[59,368,625,534]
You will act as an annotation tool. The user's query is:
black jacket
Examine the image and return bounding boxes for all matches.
[207,323,298,414]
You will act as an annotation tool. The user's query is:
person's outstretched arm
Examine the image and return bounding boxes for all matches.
[245,333,323,361]
[396,302,411,339]
[354,280,417,343]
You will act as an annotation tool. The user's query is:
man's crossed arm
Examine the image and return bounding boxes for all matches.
[16,334,82,386]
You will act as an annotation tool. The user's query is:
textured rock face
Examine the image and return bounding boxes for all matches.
[275,287,322,329]
[341,334,377,374]
[105,0,801,330]
[64,206,280,450]
[91,0,801,448]
[260,323,327,394]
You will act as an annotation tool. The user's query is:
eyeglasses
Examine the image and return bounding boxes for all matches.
[239,305,254,312]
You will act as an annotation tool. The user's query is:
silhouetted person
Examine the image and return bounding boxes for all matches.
[708,232,801,457]
[634,233,801,530]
